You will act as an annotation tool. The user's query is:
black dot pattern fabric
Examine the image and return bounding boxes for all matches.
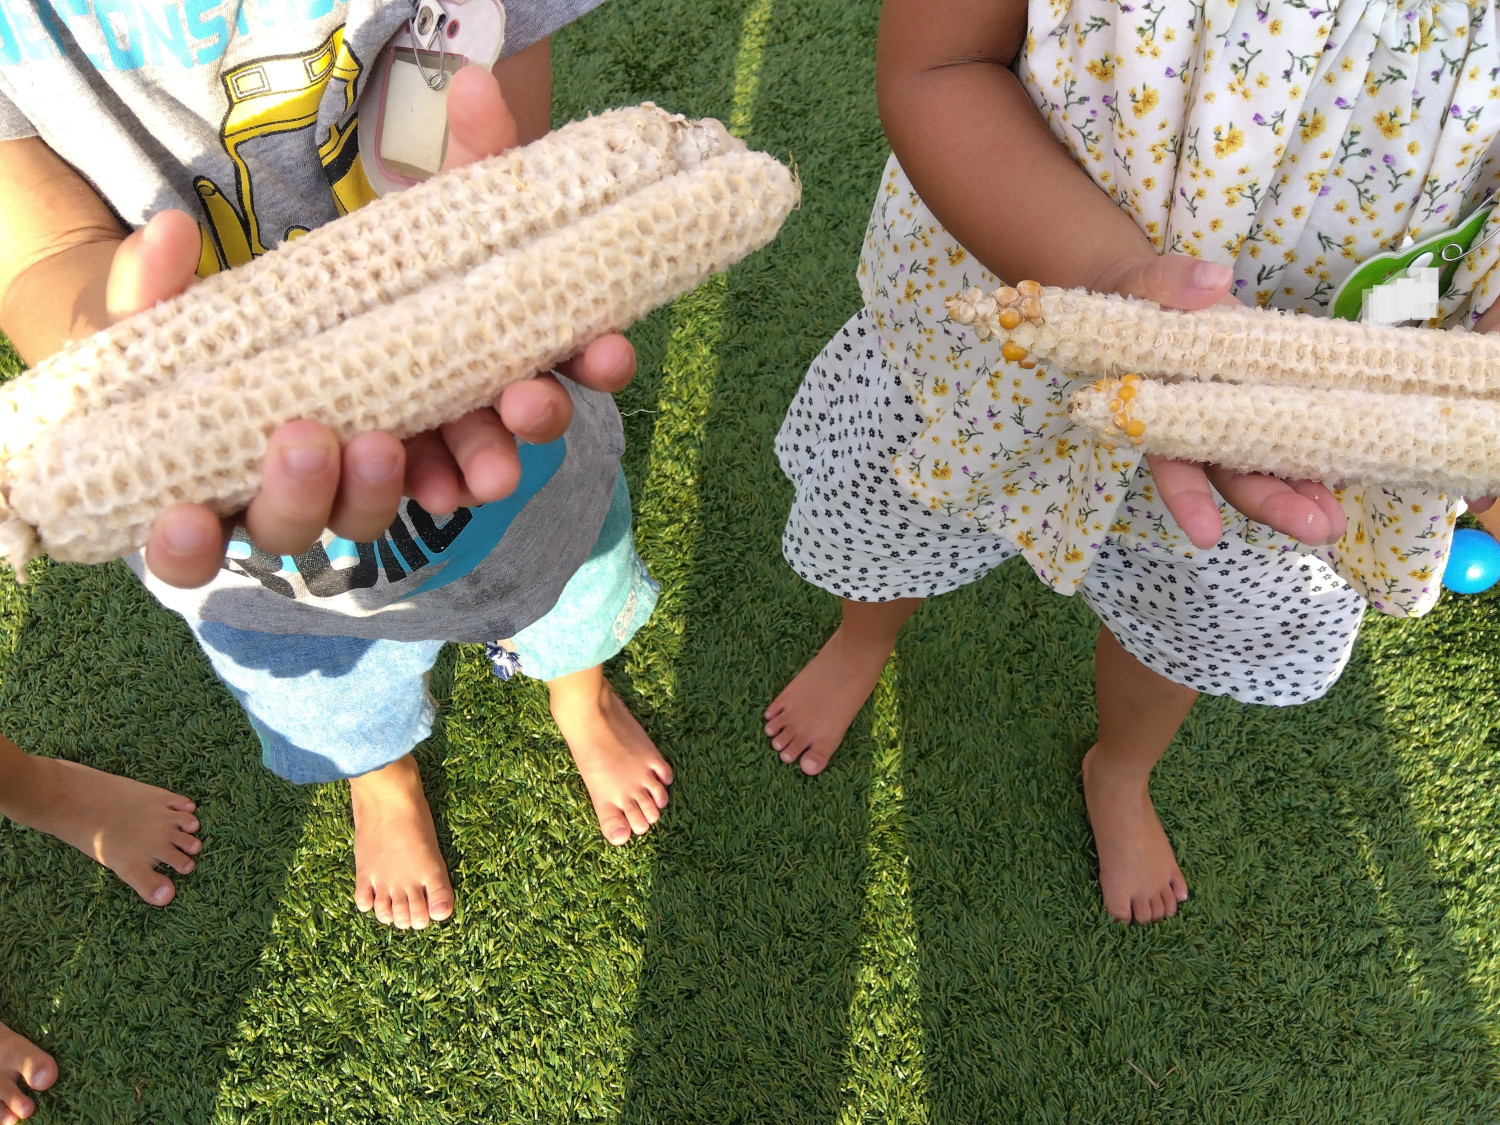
[776,310,1366,706]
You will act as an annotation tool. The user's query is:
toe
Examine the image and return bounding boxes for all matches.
[1170,873,1189,902]
[427,885,455,923]
[408,890,432,931]
[644,776,669,809]
[1,1087,32,1124]
[598,809,632,846]
[116,859,175,907]
[163,836,198,873]
[636,795,661,826]
[177,813,200,834]
[798,742,835,776]
[623,800,651,836]
[390,893,413,930]
[1102,887,1131,923]
[373,892,395,926]
[355,880,376,914]
[20,1054,54,1094]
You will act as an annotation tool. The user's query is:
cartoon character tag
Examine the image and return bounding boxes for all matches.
[359,0,506,195]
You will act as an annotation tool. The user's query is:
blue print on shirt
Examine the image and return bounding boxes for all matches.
[0,0,342,70]
[224,436,568,601]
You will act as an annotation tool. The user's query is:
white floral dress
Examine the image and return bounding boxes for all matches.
[783,0,1500,626]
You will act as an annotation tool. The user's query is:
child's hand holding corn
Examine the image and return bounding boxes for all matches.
[1085,250,1348,549]
[115,66,636,588]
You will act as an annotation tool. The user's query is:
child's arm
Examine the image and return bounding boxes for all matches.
[0,45,635,587]
[877,0,1344,547]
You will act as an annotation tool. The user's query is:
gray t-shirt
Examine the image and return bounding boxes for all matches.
[0,0,624,643]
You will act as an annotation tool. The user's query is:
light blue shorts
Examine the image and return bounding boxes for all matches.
[185,472,657,784]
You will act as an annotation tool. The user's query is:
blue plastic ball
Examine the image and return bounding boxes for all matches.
[1442,528,1500,594]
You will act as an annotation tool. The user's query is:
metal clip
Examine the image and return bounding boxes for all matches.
[1442,219,1500,263]
[410,0,452,90]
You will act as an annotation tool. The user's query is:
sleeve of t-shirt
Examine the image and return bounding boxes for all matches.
[0,85,38,141]
[501,0,611,56]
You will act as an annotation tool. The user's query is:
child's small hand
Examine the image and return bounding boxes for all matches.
[1092,251,1347,549]
[133,66,636,588]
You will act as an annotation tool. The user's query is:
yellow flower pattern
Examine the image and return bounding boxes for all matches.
[883,0,1500,617]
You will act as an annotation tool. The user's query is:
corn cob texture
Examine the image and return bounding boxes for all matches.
[945,282,1500,493]
[0,105,799,570]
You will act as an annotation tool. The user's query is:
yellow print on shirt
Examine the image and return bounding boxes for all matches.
[194,25,377,275]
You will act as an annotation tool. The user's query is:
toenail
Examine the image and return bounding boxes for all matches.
[152,884,170,903]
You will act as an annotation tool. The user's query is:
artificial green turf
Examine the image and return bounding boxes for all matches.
[3,1,1500,1121]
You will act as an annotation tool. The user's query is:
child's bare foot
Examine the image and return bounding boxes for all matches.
[349,754,454,930]
[549,667,671,845]
[0,1019,55,1124]
[1081,744,1188,924]
[0,755,200,907]
[764,598,920,776]
[763,627,892,776]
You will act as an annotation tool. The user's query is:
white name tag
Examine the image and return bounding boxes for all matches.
[360,0,507,195]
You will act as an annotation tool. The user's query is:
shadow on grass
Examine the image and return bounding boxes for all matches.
[893,580,1500,1122]
[0,560,314,1123]
[589,0,1500,1115]
[0,557,470,1124]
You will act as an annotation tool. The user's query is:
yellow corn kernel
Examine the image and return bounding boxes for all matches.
[1124,418,1146,438]
[1016,279,1043,298]
[999,308,1023,330]
[995,286,1020,307]
[1001,341,1029,363]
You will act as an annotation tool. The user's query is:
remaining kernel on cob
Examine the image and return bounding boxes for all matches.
[946,280,1500,494]
[946,282,1500,399]
[1070,375,1500,497]
[0,109,800,572]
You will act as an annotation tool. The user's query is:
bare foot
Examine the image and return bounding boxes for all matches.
[348,754,454,930]
[1081,745,1188,924]
[0,1020,55,1124]
[0,757,200,906]
[549,668,672,845]
[764,626,894,776]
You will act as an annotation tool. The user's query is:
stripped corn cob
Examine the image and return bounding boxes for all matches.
[0,113,798,570]
[0,104,734,466]
[1070,375,1500,496]
[946,281,1500,493]
[946,283,1500,398]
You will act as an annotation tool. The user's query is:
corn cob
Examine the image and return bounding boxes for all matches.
[0,104,734,466]
[0,112,799,570]
[946,282,1500,492]
[1070,375,1500,496]
[946,282,1500,398]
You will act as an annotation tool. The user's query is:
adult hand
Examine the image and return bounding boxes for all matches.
[131,65,635,587]
[1090,252,1347,549]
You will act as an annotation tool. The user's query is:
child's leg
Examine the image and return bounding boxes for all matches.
[547,665,671,845]
[764,596,924,776]
[1078,536,1366,924]
[1085,625,1195,925]
[184,620,452,929]
[0,1020,54,1125]
[497,469,669,845]
[0,736,199,906]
